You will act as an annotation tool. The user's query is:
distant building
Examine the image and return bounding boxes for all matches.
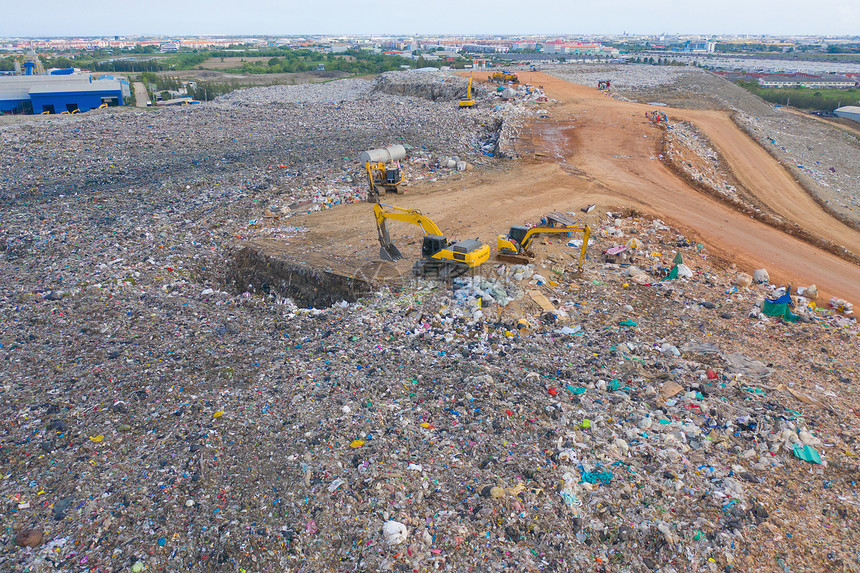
[757,73,857,89]
[834,106,860,122]
[541,41,618,57]
[670,40,716,53]
[0,75,128,114]
[462,44,509,54]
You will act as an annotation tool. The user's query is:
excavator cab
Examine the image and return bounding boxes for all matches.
[507,225,529,246]
[384,167,401,185]
[422,235,448,258]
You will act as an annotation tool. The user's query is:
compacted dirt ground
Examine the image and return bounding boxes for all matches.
[268,72,859,303]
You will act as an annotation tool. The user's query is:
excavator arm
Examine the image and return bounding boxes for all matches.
[498,224,591,270]
[519,226,578,250]
[459,75,475,108]
[374,203,444,261]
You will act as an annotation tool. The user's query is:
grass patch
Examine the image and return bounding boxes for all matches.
[736,81,860,111]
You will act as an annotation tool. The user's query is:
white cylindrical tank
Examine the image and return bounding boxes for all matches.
[359,145,407,164]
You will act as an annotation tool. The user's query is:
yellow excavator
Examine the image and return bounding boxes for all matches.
[361,145,407,203]
[365,162,405,202]
[459,75,475,108]
[489,71,519,84]
[374,203,490,277]
[497,224,591,269]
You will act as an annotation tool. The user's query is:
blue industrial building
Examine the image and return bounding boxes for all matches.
[0,75,129,115]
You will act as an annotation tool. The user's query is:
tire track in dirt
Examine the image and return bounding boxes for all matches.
[676,109,860,252]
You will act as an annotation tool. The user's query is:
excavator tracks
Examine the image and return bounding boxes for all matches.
[496,253,531,265]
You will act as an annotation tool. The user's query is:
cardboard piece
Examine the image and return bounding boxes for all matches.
[528,290,556,312]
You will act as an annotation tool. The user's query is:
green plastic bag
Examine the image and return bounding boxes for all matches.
[793,444,821,464]
[662,265,679,281]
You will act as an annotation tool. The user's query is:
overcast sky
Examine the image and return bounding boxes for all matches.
[2,0,858,38]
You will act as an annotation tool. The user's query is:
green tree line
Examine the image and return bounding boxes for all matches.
[139,72,182,92]
[233,49,413,75]
[186,80,241,101]
[827,44,860,54]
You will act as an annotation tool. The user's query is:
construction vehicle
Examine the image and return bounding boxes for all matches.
[459,75,475,108]
[374,203,490,277]
[360,145,407,203]
[597,80,611,90]
[497,223,591,270]
[489,71,519,84]
[647,110,668,125]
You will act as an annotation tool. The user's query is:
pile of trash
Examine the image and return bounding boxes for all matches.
[371,70,487,102]
[1,78,859,573]
[451,274,522,312]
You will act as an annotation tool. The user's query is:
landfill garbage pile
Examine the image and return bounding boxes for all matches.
[371,70,489,102]
[2,170,860,573]
[733,112,860,225]
[551,64,704,93]
[213,77,373,105]
[549,64,776,115]
[663,120,739,201]
[0,79,502,208]
[1,75,859,572]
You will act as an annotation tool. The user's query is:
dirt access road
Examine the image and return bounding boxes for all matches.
[259,72,860,302]
[132,82,149,107]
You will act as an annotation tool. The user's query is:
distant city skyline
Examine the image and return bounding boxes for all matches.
[1,0,858,38]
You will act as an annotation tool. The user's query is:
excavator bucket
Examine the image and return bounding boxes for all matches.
[380,243,403,262]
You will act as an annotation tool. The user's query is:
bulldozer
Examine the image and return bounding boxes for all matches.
[497,223,591,270]
[361,145,407,203]
[459,75,475,108]
[374,203,490,277]
[489,71,519,84]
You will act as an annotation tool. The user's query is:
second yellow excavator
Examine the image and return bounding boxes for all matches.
[459,75,475,108]
[497,224,591,269]
[374,203,490,277]
[361,145,407,203]
[489,71,519,84]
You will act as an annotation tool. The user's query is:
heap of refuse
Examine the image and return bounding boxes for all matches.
[371,69,488,101]
[1,77,859,573]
